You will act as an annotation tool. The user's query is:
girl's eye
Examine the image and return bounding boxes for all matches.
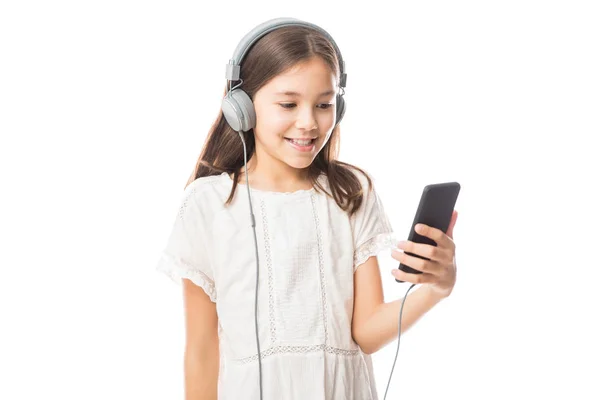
[279,103,334,110]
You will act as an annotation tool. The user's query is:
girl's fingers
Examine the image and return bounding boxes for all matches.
[391,268,435,285]
[391,248,444,276]
[396,240,449,263]
[414,224,456,252]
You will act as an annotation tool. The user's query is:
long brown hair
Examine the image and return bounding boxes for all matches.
[185,25,372,217]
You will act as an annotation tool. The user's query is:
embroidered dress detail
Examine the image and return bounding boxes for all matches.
[157,170,395,399]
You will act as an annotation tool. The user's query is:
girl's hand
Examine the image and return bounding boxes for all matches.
[390,210,458,298]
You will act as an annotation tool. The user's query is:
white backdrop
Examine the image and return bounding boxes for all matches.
[1,1,599,399]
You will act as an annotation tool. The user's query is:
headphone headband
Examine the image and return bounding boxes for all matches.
[225,17,347,88]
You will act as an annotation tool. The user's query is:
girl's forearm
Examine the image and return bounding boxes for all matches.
[355,285,445,355]
[184,345,220,400]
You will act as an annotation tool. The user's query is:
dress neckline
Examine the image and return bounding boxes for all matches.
[221,172,321,196]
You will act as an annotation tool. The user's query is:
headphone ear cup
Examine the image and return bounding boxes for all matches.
[335,94,346,126]
[221,89,256,132]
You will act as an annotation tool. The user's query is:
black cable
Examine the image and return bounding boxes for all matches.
[383,283,417,400]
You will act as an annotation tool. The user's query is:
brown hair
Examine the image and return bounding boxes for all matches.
[185,25,372,217]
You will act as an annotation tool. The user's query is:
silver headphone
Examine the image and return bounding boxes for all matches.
[221,17,348,132]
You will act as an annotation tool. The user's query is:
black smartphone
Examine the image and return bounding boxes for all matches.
[396,182,461,283]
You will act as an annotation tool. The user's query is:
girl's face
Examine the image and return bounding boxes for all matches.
[251,57,338,173]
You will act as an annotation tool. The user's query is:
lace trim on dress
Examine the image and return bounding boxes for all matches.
[234,344,361,365]
[260,199,277,344]
[353,232,398,271]
[310,193,329,345]
[177,186,196,220]
[157,251,217,302]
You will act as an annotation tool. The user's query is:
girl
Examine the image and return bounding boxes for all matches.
[157,18,458,400]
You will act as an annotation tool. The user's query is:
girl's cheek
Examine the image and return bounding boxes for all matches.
[318,113,335,128]
[275,111,294,123]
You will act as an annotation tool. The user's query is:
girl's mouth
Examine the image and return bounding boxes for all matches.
[284,138,316,152]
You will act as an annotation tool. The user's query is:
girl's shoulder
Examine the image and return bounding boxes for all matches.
[183,172,232,206]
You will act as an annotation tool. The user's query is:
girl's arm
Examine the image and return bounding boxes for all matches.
[182,279,220,400]
[351,256,445,355]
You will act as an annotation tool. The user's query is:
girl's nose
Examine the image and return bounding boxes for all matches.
[295,107,318,131]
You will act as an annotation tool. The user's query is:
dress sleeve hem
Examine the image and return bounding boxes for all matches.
[353,232,398,273]
[156,251,217,303]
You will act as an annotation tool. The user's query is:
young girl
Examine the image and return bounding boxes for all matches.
[157,17,458,400]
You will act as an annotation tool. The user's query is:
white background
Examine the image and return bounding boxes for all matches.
[1,0,599,399]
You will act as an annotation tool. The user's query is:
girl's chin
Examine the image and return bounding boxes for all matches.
[283,157,314,170]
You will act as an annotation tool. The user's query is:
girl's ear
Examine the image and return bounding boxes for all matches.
[222,88,256,132]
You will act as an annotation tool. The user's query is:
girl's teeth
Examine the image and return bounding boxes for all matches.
[289,139,312,146]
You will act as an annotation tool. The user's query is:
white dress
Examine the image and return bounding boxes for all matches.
[156,169,397,400]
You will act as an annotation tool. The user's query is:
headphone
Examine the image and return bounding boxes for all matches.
[221,17,348,133]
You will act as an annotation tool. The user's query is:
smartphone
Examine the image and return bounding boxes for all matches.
[396,182,461,283]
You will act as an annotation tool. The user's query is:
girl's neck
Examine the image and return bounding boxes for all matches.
[234,157,312,193]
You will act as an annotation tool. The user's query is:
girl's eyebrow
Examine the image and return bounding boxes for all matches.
[275,90,335,97]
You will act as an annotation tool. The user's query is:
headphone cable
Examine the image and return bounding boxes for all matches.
[238,130,264,400]
[382,282,417,400]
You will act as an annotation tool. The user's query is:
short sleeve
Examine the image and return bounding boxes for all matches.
[156,182,216,302]
[350,171,397,272]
